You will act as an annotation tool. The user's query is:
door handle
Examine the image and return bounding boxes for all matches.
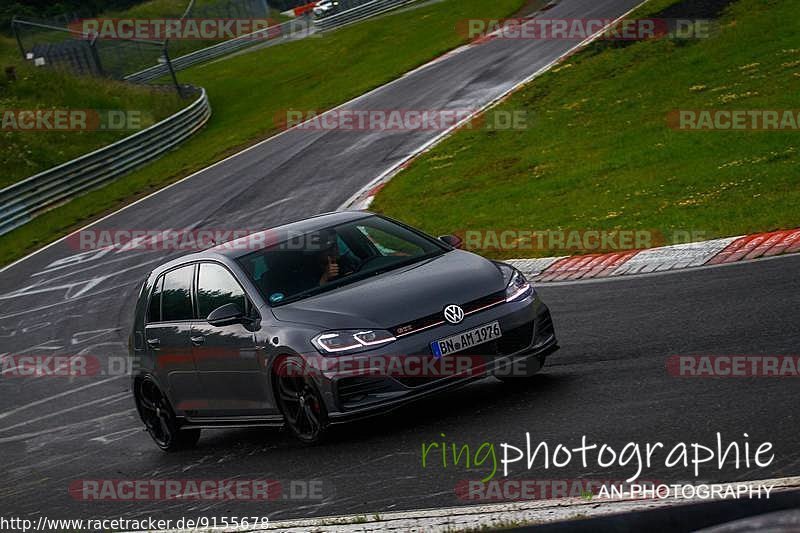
[146,338,161,349]
[190,336,205,346]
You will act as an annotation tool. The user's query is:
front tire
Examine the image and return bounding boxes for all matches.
[134,378,200,451]
[273,356,329,445]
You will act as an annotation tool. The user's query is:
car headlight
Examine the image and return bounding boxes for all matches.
[505,269,533,302]
[312,330,397,354]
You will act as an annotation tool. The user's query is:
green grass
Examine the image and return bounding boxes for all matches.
[371,0,800,259]
[0,35,186,190]
[0,0,526,266]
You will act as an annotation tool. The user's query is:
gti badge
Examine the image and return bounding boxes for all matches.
[443,304,465,324]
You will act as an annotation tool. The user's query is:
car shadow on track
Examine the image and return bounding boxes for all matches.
[179,372,576,453]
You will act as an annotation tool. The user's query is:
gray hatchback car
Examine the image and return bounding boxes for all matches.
[130,212,557,450]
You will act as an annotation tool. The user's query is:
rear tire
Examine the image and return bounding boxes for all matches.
[134,378,200,451]
[273,356,329,445]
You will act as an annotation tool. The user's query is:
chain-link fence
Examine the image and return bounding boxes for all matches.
[10,0,420,89]
[9,0,276,92]
[11,16,178,91]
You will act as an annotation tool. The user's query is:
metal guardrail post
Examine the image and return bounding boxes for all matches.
[89,34,105,77]
[11,17,27,59]
[163,40,184,98]
[181,0,197,19]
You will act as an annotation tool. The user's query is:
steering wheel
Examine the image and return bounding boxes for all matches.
[351,254,382,273]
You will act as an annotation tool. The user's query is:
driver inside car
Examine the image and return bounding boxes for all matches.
[317,230,357,285]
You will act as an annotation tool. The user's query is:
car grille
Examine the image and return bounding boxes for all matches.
[390,291,505,337]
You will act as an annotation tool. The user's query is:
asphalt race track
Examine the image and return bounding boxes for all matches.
[1,0,799,524]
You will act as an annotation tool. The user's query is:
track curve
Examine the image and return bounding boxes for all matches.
[2,0,798,523]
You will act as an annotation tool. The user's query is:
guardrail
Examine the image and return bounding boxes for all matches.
[0,88,211,237]
[126,0,420,83]
[314,0,420,32]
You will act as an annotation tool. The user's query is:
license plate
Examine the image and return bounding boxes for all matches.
[431,321,502,358]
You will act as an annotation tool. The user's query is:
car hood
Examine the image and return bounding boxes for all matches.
[270,250,506,330]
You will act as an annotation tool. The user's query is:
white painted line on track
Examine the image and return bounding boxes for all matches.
[0,375,123,421]
[130,477,800,533]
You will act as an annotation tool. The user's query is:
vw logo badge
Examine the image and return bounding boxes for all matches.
[443,304,465,325]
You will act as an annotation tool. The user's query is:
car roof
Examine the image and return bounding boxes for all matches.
[148,211,375,276]
[214,209,374,256]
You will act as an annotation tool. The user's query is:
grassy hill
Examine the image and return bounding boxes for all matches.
[1,35,186,190]
[0,0,527,266]
[372,0,800,258]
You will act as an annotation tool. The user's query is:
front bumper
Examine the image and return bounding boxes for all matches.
[314,294,558,423]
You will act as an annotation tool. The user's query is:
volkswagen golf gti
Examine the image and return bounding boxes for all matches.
[129,211,558,450]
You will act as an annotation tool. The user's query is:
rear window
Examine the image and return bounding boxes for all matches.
[147,276,163,322]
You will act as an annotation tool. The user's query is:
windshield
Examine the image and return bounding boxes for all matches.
[236,216,446,306]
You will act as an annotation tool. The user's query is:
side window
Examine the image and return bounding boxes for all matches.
[147,275,163,323]
[197,263,247,319]
[161,265,195,322]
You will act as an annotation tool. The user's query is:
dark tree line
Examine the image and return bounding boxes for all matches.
[2,0,149,33]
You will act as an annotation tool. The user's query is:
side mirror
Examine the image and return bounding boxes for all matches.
[438,234,463,249]
[207,303,246,327]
